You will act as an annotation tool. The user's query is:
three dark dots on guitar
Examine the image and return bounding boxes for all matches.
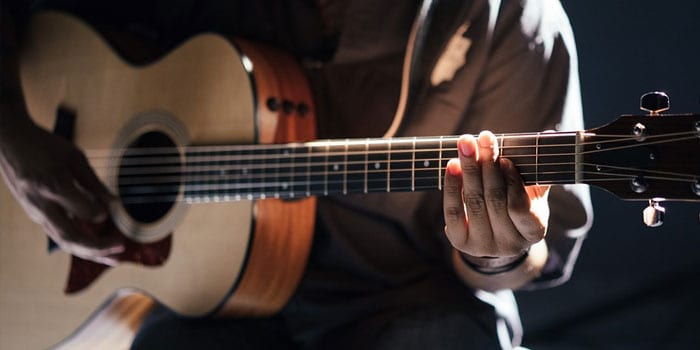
[266,97,309,117]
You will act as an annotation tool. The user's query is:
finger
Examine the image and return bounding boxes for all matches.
[30,194,124,259]
[69,150,116,207]
[478,132,525,255]
[456,134,493,256]
[501,158,549,242]
[42,171,108,223]
[443,159,468,249]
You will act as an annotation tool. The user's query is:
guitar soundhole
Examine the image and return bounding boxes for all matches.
[117,131,181,224]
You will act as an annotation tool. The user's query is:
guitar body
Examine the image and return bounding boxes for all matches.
[1,12,315,349]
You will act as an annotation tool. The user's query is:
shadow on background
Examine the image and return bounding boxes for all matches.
[516,0,700,348]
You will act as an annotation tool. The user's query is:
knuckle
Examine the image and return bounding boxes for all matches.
[463,193,486,215]
[460,162,480,177]
[485,187,507,208]
[444,205,464,223]
[444,179,461,194]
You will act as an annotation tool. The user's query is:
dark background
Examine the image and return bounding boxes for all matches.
[516,1,700,348]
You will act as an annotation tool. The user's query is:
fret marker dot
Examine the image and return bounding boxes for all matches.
[282,182,289,190]
[374,162,381,169]
[423,160,430,167]
[333,164,340,171]
[242,168,249,174]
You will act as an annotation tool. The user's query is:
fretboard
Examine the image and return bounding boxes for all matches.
[164,132,578,203]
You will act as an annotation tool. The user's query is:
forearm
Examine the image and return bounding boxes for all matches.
[452,239,548,292]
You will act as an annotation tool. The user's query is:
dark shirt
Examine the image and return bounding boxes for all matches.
[6,0,592,344]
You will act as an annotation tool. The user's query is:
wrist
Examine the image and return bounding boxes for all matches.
[458,249,530,275]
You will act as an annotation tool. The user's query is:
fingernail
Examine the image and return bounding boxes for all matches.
[447,159,461,176]
[478,131,496,148]
[458,135,475,156]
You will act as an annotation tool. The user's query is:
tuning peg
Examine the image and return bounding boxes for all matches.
[643,200,665,227]
[640,91,670,115]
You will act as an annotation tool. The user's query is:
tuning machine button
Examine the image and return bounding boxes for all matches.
[643,199,665,227]
[640,91,670,116]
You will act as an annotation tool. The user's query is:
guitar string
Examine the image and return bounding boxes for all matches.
[86,133,697,175]
[88,134,698,178]
[91,136,699,191]
[111,160,697,188]
[82,130,698,162]
[117,170,696,204]
[82,132,580,157]
[114,165,696,195]
[52,128,696,202]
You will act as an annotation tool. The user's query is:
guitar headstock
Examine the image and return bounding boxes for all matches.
[581,92,699,226]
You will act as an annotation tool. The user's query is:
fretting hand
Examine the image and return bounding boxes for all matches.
[443,131,550,283]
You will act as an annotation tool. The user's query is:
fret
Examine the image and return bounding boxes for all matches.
[277,146,293,198]
[291,145,309,198]
[389,139,413,192]
[208,149,222,201]
[236,148,252,200]
[386,140,391,192]
[271,147,281,198]
[440,138,458,170]
[183,148,209,201]
[411,138,416,191]
[323,144,329,195]
[346,141,366,194]
[182,150,200,201]
[414,138,441,191]
[204,149,217,201]
[535,133,577,184]
[305,146,311,197]
[308,144,326,196]
[178,131,580,203]
[535,132,541,184]
[326,143,345,195]
[364,139,369,193]
[246,150,267,199]
[502,133,576,185]
[256,147,275,199]
[343,141,348,194]
[438,136,444,190]
[367,141,388,192]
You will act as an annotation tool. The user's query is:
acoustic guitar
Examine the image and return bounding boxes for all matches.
[1,11,698,349]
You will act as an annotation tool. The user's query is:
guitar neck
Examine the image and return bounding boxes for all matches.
[131,132,579,203]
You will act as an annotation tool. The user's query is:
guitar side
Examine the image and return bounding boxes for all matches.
[1,11,315,349]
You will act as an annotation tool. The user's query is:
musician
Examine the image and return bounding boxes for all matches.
[0,0,591,348]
